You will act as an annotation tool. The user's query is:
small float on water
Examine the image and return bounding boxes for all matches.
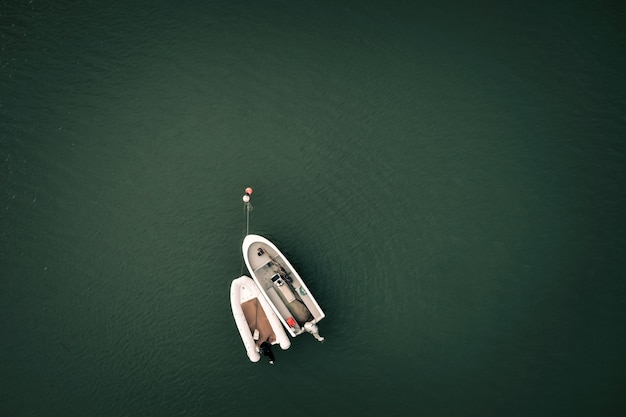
[242,234,325,341]
[230,275,291,363]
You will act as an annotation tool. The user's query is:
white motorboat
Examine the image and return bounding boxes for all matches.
[230,275,291,363]
[242,234,325,341]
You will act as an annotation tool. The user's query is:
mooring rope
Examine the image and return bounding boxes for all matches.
[242,203,248,240]
[240,196,253,275]
[245,202,251,236]
[240,204,247,275]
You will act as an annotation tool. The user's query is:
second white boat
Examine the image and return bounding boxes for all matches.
[230,275,291,363]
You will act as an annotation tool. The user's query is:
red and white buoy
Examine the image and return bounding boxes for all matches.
[243,186,253,203]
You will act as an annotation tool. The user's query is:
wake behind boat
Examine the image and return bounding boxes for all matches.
[230,275,291,363]
[242,234,325,341]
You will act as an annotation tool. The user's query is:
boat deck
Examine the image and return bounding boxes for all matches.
[249,244,319,324]
[249,246,277,273]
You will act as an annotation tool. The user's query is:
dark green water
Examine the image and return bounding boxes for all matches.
[2,1,625,416]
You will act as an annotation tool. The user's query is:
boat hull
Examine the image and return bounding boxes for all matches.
[242,234,325,337]
[230,275,290,362]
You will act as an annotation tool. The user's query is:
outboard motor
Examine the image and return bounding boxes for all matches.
[259,341,275,365]
[304,321,325,342]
